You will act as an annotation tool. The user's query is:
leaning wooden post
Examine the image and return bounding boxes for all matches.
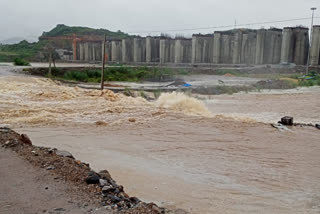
[101,35,106,90]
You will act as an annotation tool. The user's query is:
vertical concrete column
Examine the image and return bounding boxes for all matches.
[293,28,309,65]
[92,43,96,61]
[310,26,320,65]
[160,39,174,63]
[255,29,266,64]
[213,32,221,64]
[174,39,183,63]
[146,37,152,63]
[84,42,90,62]
[133,38,146,63]
[105,41,112,62]
[280,27,294,63]
[272,30,283,64]
[79,43,85,61]
[262,29,282,64]
[111,40,122,62]
[159,39,166,64]
[122,38,133,63]
[220,34,233,64]
[191,35,202,63]
[232,30,242,64]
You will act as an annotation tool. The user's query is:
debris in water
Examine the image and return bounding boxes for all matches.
[95,121,108,126]
[280,116,293,126]
[128,118,136,122]
[271,123,293,132]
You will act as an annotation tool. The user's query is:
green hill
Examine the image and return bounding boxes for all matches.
[40,24,129,39]
[0,24,130,62]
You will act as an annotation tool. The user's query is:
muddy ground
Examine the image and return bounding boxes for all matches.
[1,64,320,213]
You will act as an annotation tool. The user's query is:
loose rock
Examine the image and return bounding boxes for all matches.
[21,134,32,145]
[55,150,74,159]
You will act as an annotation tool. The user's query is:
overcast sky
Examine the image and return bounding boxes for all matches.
[0,0,319,41]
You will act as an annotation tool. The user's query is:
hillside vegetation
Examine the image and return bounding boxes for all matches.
[40,24,129,39]
[0,24,130,62]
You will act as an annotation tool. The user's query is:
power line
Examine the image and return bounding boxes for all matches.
[128,16,320,34]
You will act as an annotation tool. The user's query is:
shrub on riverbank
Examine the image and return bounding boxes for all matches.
[13,58,31,66]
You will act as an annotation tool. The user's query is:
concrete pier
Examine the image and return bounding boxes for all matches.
[84,43,90,62]
[280,27,309,65]
[241,32,256,64]
[212,32,221,64]
[79,43,85,61]
[111,40,122,62]
[160,38,175,63]
[104,41,112,62]
[293,28,309,65]
[192,34,214,63]
[255,29,266,64]
[280,27,294,63]
[133,38,146,63]
[146,37,160,63]
[122,38,134,63]
[174,39,192,63]
[220,32,233,64]
[310,26,320,65]
[232,30,242,64]
[263,29,282,64]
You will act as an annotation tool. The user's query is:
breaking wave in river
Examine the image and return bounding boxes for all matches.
[156,92,212,117]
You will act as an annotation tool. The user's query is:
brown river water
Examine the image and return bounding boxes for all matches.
[1,65,320,213]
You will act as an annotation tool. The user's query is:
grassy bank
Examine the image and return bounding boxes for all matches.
[47,66,188,82]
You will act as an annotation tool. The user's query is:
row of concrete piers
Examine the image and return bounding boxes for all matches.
[72,26,320,66]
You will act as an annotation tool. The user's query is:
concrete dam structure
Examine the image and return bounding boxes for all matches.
[69,26,320,66]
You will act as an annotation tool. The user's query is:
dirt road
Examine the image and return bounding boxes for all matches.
[0,147,107,214]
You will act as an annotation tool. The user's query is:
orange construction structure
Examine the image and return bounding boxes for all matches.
[41,34,103,60]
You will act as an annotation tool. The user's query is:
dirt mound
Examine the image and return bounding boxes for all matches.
[0,127,169,214]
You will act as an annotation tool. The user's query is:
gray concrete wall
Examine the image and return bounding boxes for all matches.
[111,40,122,62]
[133,38,146,63]
[310,26,320,65]
[146,37,160,63]
[122,38,134,63]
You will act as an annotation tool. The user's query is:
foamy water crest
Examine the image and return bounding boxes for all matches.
[0,77,159,127]
[156,92,212,117]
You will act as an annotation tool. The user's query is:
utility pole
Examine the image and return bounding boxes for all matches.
[306,7,317,75]
[101,35,106,90]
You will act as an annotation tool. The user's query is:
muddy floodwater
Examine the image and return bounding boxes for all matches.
[1,65,320,213]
